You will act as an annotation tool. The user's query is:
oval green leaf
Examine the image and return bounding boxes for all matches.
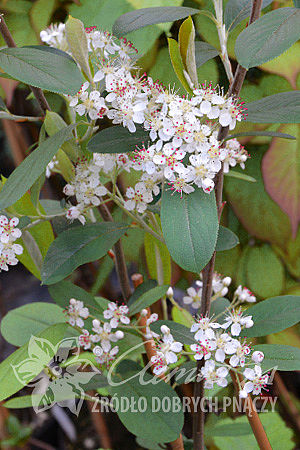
[41,222,129,285]
[1,303,65,347]
[216,226,239,252]
[245,91,300,123]
[241,295,300,337]
[87,125,149,154]
[113,6,200,36]
[111,360,184,443]
[128,285,168,316]
[235,8,300,69]
[0,47,82,94]
[161,188,219,273]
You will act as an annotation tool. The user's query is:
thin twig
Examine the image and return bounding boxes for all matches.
[98,203,132,301]
[230,372,272,450]
[0,15,51,114]
[131,274,184,450]
[192,2,264,449]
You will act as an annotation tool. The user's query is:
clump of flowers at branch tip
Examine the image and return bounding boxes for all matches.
[163,276,264,397]
[0,216,23,272]
[65,298,131,367]
[40,22,250,223]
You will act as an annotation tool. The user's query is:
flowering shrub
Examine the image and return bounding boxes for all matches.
[0,1,300,450]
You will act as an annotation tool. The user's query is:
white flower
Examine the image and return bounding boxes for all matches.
[0,216,22,243]
[242,365,269,395]
[235,285,256,303]
[78,329,92,350]
[191,317,220,340]
[66,205,86,225]
[190,332,216,361]
[222,309,254,336]
[91,320,120,352]
[183,286,202,309]
[67,299,89,328]
[40,23,69,52]
[214,332,238,363]
[151,330,183,376]
[229,342,250,367]
[124,183,153,214]
[0,216,23,273]
[252,351,264,364]
[201,360,228,389]
[103,302,130,328]
[94,346,119,366]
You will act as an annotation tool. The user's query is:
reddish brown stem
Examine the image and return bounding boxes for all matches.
[192,1,266,449]
[132,274,184,450]
[230,372,272,450]
[0,15,51,114]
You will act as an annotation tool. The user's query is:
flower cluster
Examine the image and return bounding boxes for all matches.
[65,298,131,366]
[41,22,250,222]
[155,278,266,397]
[0,216,23,272]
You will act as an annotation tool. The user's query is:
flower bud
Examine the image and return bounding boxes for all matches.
[93,346,103,357]
[161,325,170,334]
[252,351,264,363]
[115,330,124,340]
[167,286,174,297]
[223,276,232,286]
[239,389,248,399]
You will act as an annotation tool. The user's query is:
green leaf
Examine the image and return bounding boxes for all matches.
[0,323,67,402]
[30,0,56,34]
[207,413,294,450]
[0,47,82,94]
[144,232,172,285]
[0,124,76,210]
[262,124,300,237]
[242,295,300,338]
[246,245,285,298]
[224,171,256,183]
[1,303,65,347]
[128,285,168,315]
[226,130,296,140]
[48,280,99,309]
[224,0,273,32]
[112,6,200,36]
[87,125,149,154]
[235,8,300,69]
[168,38,192,94]
[151,320,195,345]
[178,16,198,87]
[245,91,300,123]
[253,344,300,371]
[111,360,184,442]
[65,16,92,82]
[216,225,239,252]
[194,41,219,68]
[161,188,218,273]
[41,222,129,285]
[224,149,292,250]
